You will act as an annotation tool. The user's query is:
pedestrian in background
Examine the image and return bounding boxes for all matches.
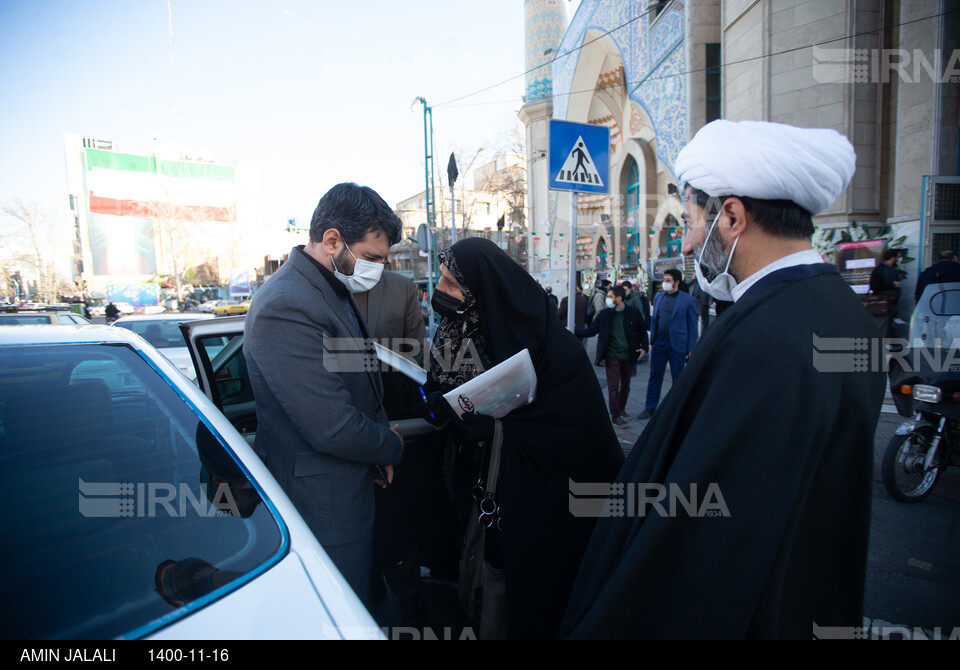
[915,249,960,302]
[576,285,648,428]
[638,268,698,420]
[558,285,588,341]
[546,285,559,310]
[869,249,901,337]
[586,279,611,327]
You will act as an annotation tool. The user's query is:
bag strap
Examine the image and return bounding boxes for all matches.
[478,419,503,528]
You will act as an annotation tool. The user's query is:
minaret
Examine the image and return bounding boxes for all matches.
[518,0,567,274]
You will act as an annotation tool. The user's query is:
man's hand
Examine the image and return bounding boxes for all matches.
[374,464,394,489]
[390,424,404,459]
[635,348,646,361]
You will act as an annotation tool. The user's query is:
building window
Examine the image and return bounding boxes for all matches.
[475,202,490,216]
[650,0,671,22]
[706,43,721,123]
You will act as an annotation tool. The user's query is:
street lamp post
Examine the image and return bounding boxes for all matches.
[412,96,437,333]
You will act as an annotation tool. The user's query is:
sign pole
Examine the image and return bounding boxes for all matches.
[548,119,609,334]
[567,194,577,332]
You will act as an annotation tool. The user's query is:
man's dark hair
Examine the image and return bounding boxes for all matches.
[609,285,626,300]
[620,280,632,289]
[685,184,814,239]
[309,182,402,246]
[939,249,957,262]
[600,279,612,288]
[664,268,682,283]
[883,249,899,262]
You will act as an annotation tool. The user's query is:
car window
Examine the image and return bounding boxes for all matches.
[117,320,190,349]
[0,344,285,639]
[0,314,54,325]
[929,290,960,316]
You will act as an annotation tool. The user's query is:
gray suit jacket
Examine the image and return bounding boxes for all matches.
[360,270,426,364]
[243,247,402,548]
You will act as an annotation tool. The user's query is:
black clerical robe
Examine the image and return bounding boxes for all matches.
[559,265,885,639]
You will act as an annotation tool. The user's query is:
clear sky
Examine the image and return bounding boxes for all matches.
[0,0,564,236]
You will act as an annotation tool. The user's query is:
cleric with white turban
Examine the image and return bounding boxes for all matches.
[674,119,856,216]
[559,119,885,641]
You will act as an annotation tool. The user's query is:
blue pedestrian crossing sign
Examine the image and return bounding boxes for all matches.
[549,120,609,194]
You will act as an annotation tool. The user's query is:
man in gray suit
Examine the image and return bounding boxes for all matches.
[243,182,404,607]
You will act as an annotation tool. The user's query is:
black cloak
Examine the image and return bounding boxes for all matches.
[429,238,625,639]
[559,266,885,639]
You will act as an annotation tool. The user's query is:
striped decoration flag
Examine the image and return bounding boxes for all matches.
[85,149,237,222]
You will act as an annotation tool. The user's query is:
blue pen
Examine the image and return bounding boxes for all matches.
[418,386,435,420]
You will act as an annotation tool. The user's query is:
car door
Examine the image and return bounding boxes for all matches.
[181,317,434,448]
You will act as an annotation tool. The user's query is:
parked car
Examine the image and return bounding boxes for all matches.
[110,313,216,380]
[910,282,960,349]
[0,325,381,639]
[180,316,435,449]
[212,300,250,317]
[0,310,93,326]
[197,300,221,314]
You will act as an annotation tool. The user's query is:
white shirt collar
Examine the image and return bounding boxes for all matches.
[731,248,825,302]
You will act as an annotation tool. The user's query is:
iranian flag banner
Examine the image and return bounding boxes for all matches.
[85,148,237,222]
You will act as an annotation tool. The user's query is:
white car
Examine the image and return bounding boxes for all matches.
[0,325,381,639]
[197,300,222,314]
[111,313,217,380]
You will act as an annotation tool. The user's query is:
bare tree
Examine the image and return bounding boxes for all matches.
[0,199,61,302]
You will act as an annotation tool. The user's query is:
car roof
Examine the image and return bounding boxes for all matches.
[113,313,216,323]
[0,324,143,346]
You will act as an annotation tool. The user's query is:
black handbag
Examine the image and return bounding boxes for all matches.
[458,419,508,640]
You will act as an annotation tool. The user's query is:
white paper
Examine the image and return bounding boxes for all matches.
[373,341,427,386]
[443,348,537,419]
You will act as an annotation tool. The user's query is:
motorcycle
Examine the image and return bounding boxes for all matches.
[884,347,960,502]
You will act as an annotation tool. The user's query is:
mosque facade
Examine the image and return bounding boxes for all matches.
[521,0,959,309]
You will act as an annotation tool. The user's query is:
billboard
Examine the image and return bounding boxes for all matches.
[835,239,885,294]
[83,148,237,277]
[105,283,161,306]
[228,269,251,298]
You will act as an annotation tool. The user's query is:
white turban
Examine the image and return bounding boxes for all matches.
[674,120,856,216]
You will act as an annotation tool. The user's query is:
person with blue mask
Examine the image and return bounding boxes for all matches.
[560,120,885,639]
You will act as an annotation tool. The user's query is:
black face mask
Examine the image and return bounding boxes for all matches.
[432,290,466,320]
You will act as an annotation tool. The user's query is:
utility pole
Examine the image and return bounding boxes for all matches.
[413,96,437,333]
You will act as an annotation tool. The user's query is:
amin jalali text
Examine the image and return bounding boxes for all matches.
[20,648,116,662]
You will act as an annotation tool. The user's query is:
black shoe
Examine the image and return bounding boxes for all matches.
[637,408,655,420]
[620,410,632,420]
[612,416,630,428]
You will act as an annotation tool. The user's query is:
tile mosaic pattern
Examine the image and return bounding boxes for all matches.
[551,0,687,169]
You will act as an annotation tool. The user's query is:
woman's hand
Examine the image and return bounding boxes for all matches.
[418,391,453,427]
[452,412,496,445]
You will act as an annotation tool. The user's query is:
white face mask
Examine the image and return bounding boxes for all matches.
[694,209,741,302]
[605,297,615,309]
[662,282,674,293]
[332,241,384,294]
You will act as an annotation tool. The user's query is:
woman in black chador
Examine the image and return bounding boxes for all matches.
[422,237,624,639]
